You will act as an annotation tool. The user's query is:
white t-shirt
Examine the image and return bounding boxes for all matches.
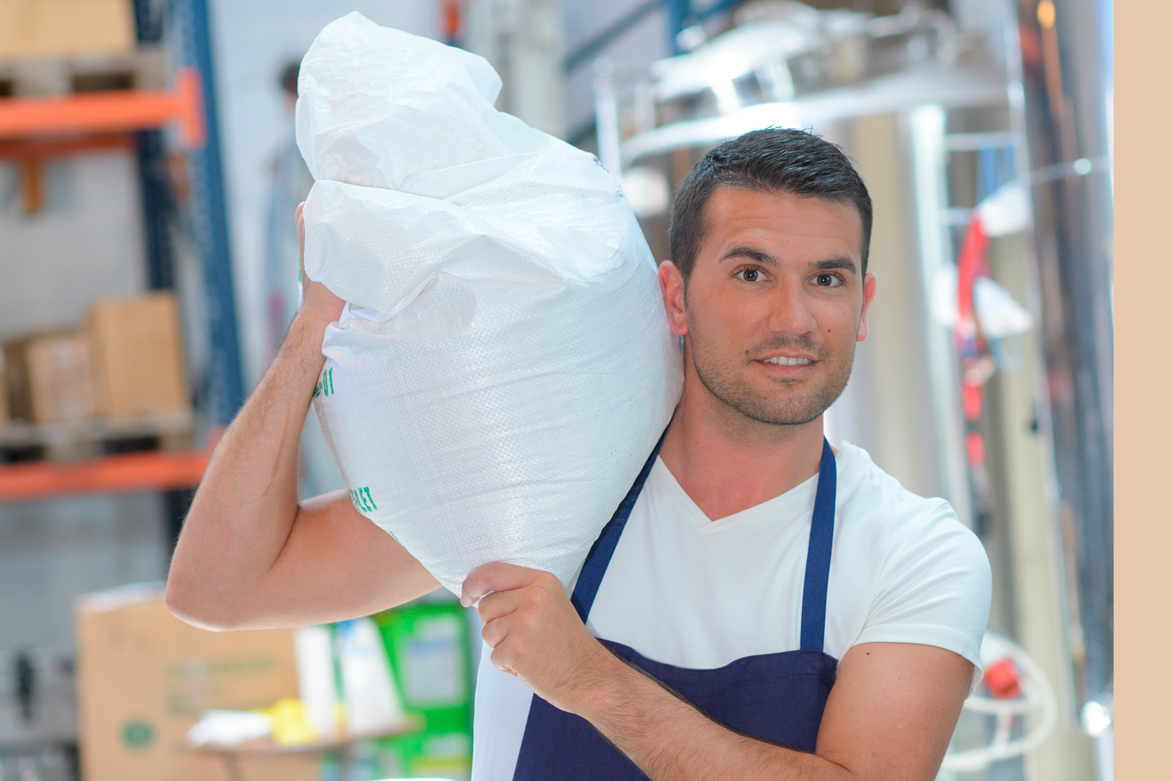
[471,441,991,780]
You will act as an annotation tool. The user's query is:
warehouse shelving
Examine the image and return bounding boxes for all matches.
[0,62,211,499]
[0,411,207,501]
[0,410,195,454]
[0,448,211,503]
[0,66,203,143]
[0,64,211,499]
[0,0,241,505]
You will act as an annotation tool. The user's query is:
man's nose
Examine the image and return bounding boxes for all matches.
[766,276,818,336]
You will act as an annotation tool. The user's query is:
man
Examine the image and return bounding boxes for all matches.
[167,128,990,780]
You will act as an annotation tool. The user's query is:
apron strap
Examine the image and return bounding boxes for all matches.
[799,438,837,652]
[570,430,668,622]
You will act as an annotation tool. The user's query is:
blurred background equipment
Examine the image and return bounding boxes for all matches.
[940,631,1058,778]
[0,1,1111,780]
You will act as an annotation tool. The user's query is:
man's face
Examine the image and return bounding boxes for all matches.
[662,186,876,428]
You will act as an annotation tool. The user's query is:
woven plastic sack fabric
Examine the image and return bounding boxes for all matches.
[296,13,682,595]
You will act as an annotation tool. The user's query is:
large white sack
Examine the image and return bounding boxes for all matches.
[296,13,682,595]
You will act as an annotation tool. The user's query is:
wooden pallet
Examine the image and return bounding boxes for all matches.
[0,45,166,98]
[0,409,195,462]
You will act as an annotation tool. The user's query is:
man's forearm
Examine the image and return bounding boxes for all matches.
[579,655,852,781]
[166,312,329,628]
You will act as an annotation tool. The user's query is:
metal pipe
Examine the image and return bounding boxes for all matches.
[1010,0,1114,724]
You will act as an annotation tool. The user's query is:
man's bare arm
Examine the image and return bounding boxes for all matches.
[166,205,439,631]
[465,564,971,781]
[577,641,970,781]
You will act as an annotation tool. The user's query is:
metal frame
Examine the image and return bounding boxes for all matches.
[133,0,176,292]
[169,0,245,430]
[1010,0,1114,723]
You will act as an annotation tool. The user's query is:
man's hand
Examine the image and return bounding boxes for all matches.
[296,202,345,325]
[462,563,622,715]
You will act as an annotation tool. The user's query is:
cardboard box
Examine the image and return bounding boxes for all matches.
[86,292,189,417]
[0,0,134,61]
[4,331,98,423]
[76,584,319,781]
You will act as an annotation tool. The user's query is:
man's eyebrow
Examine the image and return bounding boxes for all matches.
[812,257,859,275]
[720,248,861,275]
[719,246,778,265]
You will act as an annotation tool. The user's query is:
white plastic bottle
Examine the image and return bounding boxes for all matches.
[335,618,407,734]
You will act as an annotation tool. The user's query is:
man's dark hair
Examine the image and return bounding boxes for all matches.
[667,128,872,280]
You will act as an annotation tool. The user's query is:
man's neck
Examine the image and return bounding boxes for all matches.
[658,389,826,522]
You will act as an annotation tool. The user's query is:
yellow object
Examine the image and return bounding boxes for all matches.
[257,698,319,746]
[1037,0,1056,30]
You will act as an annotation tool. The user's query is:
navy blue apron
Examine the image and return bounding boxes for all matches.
[512,436,840,780]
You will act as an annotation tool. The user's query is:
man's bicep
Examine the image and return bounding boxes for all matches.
[243,491,441,628]
[815,642,972,781]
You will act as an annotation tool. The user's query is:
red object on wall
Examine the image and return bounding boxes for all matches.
[962,383,983,421]
[983,657,1022,699]
[442,0,465,44]
[966,431,985,467]
[956,216,990,333]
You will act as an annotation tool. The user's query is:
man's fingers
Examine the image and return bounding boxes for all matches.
[484,618,525,679]
[490,644,518,677]
[461,562,545,607]
[480,613,513,649]
[476,589,520,625]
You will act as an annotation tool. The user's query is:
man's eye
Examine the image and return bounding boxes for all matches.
[815,273,841,287]
[738,268,761,282]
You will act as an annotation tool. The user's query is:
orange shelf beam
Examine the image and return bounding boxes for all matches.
[0,67,205,147]
[0,449,211,503]
[0,133,135,159]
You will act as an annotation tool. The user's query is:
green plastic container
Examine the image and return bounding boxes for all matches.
[371,600,475,780]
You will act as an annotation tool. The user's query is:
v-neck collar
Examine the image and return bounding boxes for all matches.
[648,454,826,533]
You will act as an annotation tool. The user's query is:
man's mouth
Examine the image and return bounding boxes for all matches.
[761,355,813,366]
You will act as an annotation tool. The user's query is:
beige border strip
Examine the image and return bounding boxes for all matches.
[1116,0,1159,777]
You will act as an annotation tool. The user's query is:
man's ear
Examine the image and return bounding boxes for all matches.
[658,261,689,337]
[856,271,876,342]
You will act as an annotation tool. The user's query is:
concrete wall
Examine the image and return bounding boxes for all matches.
[0,153,146,339]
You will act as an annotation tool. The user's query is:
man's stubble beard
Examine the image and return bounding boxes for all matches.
[688,323,856,428]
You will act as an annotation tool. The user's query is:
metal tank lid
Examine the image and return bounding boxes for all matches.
[617,1,1007,166]
[622,61,1007,165]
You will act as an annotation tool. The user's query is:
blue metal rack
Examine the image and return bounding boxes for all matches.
[169,0,245,429]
